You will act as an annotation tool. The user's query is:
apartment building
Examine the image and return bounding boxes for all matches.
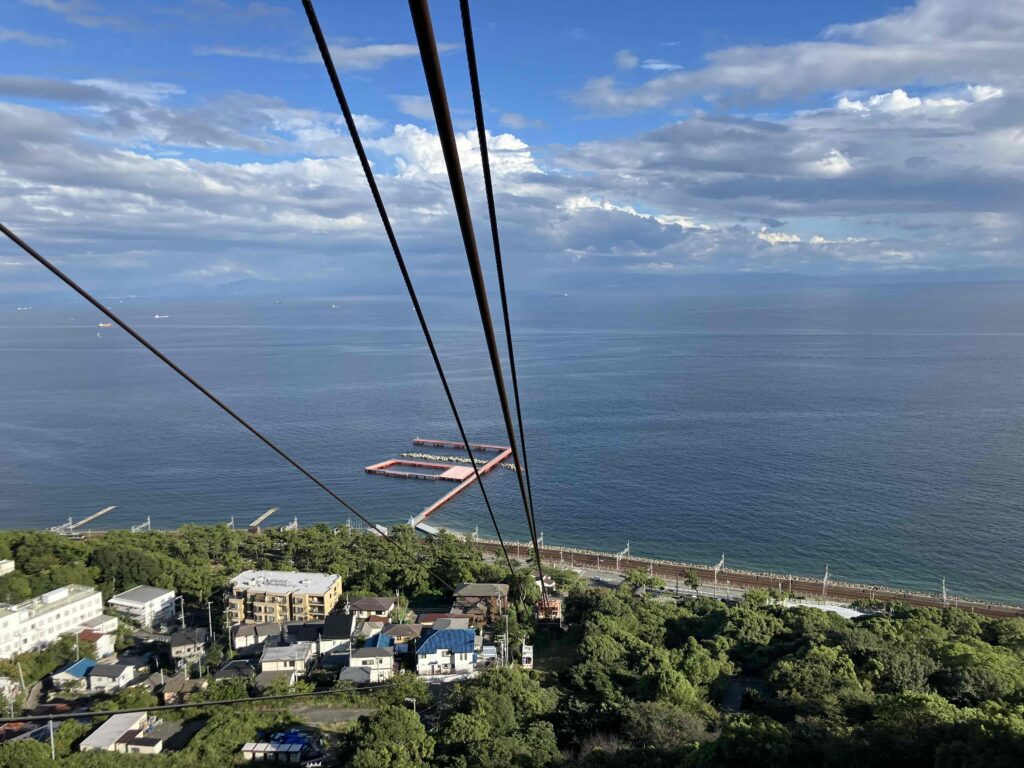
[107,585,176,628]
[0,585,104,660]
[226,570,342,625]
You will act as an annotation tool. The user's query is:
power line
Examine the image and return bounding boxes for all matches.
[0,681,398,724]
[0,221,455,593]
[300,0,515,578]
[459,0,536,523]
[407,0,546,592]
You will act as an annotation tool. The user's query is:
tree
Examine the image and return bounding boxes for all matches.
[624,568,666,591]
[350,706,434,768]
[684,569,701,596]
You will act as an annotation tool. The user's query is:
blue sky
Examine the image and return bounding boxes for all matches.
[2,0,1023,296]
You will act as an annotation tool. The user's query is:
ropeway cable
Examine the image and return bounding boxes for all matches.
[300,0,515,578]
[459,0,537,530]
[0,221,457,593]
[407,0,547,593]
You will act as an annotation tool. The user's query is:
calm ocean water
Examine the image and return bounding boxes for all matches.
[1,282,1022,602]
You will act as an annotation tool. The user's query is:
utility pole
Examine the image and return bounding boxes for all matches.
[17,662,26,693]
[822,564,829,603]
[942,578,948,608]
[49,718,55,761]
[206,601,215,645]
[713,554,724,599]
[177,596,185,627]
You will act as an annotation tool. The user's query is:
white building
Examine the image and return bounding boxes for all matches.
[0,559,14,577]
[79,712,147,752]
[415,628,476,676]
[87,663,134,693]
[349,647,394,682]
[107,586,176,628]
[0,585,104,660]
[259,642,314,675]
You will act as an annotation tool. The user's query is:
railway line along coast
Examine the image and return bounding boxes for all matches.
[470,537,1024,619]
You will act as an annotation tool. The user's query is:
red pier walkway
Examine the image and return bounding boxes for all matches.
[365,438,512,528]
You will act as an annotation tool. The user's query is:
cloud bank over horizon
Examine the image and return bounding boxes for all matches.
[1,0,1023,297]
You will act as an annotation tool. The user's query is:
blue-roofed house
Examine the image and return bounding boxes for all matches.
[416,628,476,676]
[364,633,393,649]
[51,658,96,690]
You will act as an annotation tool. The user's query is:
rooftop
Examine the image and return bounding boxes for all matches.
[351,646,394,659]
[454,583,509,598]
[260,642,313,663]
[169,628,208,648]
[416,628,476,656]
[230,570,341,596]
[7,585,99,619]
[54,658,96,679]
[79,713,147,752]
[90,663,131,678]
[109,585,174,605]
[323,613,358,640]
[350,597,396,612]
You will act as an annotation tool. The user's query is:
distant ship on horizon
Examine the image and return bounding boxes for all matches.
[153,314,169,319]
[16,306,32,311]
[97,322,112,328]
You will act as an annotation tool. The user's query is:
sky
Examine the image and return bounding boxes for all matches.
[1,0,1023,297]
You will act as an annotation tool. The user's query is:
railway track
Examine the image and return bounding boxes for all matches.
[473,539,1024,619]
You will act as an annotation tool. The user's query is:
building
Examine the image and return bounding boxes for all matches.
[107,586,176,628]
[80,712,147,752]
[416,628,476,676]
[259,642,314,675]
[0,585,104,660]
[349,647,394,683]
[451,583,509,624]
[0,559,14,577]
[87,663,134,693]
[167,628,208,668]
[51,658,96,690]
[348,596,396,620]
[78,629,115,659]
[432,617,471,631]
[160,674,208,705]
[321,612,359,655]
[338,666,372,685]
[214,659,256,682]
[537,596,564,622]
[382,623,422,654]
[227,570,342,625]
[81,614,119,635]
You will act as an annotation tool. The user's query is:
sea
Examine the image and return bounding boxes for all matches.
[1,281,1022,603]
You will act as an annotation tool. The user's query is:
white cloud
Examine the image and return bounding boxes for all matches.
[614,50,639,70]
[836,85,1003,114]
[391,94,434,121]
[807,149,852,176]
[0,25,63,46]
[757,227,802,245]
[574,0,1024,114]
[195,40,458,70]
[641,59,682,72]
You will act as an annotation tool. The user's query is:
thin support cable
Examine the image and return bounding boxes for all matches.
[300,0,515,577]
[407,0,547,592]
[0,221,455,593]
[459,0,536,519]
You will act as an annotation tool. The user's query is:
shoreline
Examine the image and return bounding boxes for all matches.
[459,532,1024,619]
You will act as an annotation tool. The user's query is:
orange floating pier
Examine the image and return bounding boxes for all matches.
[365,438,512,529]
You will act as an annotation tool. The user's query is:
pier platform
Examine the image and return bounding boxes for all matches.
[365,438,512,528]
